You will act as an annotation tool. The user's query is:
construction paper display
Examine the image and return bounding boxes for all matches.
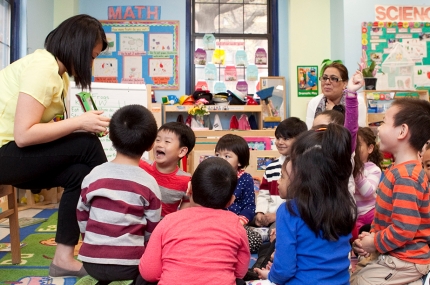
[361,21,430,88]
[95,20,179,90]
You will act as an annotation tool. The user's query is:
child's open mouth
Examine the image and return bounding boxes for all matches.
[156,150,165,158]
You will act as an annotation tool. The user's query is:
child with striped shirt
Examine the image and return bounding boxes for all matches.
[351,98,430,285]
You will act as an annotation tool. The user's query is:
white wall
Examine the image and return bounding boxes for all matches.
[26,0,54,54]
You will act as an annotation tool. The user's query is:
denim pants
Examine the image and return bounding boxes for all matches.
[0,132,107,245]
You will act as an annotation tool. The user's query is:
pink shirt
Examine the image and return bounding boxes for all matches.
[139,207,250,285]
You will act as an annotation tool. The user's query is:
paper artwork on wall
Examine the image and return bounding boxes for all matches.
[119,34,145,53]
[246,64,258,81]
[194,48,207,65]
[149,33,173,52]
[255,47,267,65]
[205,63,217,81]
[203,34,216,50]
[235,50,248,66]
[225,65,237,81]
[213,81,227,94]
[213,49,225,65]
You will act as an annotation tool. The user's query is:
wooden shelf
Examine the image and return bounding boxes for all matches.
[364,90,429,125]
[163,105,264,129]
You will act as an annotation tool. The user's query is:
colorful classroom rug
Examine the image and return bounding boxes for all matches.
[0,208,79,284]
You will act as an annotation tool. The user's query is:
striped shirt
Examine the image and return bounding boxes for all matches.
[255,155,286,214]
[371,160,430,264]
[139,159,191,217]
[77,162,161,265]
[354,161,381,216]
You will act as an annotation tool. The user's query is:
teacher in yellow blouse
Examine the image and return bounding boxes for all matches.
[0,14,110,277]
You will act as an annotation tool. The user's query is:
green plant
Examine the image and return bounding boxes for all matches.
[320,59,343,77]
[359,50,379,78]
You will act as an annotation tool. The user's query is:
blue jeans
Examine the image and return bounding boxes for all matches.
[0,132,107,245]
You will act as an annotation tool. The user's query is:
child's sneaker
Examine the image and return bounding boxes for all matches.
[251,227,270,242]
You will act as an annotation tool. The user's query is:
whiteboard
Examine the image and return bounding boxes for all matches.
[68,82,150,161]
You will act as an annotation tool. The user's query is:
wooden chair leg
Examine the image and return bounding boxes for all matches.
[8,187,21,264]
[0,185,21,265]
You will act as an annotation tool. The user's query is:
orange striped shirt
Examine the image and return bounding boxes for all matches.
[371,160,430,264]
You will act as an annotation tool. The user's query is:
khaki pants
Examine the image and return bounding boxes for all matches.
[350,253,430,285]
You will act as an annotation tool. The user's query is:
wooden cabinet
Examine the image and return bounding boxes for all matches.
[163,105,264,129]
[364,90,429,126]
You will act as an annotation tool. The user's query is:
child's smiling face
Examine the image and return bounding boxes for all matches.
[275,137,295,156]
[422,148,430,180]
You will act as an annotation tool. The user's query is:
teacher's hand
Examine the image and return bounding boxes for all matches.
[79,110,110,134]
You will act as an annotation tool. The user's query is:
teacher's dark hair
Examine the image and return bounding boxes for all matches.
[45,14,107,90]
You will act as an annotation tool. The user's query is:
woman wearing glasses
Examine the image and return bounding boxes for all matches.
[305,62,367,129]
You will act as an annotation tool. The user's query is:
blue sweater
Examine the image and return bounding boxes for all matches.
[227,172,256,221]
[269,200,351,285]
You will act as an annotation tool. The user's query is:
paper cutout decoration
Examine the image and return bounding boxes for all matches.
[236,50,248,66]
[203,34,216,50]
[246,64,258,81]
[255,47,267,65]
[381,43,415,90]
[205,63,217,81]
[212,49,225,65]
[195,80,209,91]
[236,80,248,95]
[194,48,207,65]
[213,81,227,94]
[225,65,237,81]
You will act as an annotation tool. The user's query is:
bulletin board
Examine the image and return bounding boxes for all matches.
[361,22,430,87]
[68,82,151,161]
[95,20,179,90]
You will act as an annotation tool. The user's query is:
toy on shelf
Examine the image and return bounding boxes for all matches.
[256,87,281,129]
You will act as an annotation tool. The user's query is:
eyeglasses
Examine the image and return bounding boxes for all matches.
[319,76,343,83]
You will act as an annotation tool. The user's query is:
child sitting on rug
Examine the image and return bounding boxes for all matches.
[139,122,195,217]
[139,157,250,285]
[252,117,307,232]
[254,124,357,284]
[77,105,162,284]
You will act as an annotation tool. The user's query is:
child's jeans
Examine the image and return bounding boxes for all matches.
[350,253,430,285]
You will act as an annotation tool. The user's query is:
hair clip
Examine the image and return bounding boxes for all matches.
[315,127,327,132]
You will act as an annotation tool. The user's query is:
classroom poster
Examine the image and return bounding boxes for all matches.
[297,66,318,97]
[94,20,179,90]
[362,21,430,88]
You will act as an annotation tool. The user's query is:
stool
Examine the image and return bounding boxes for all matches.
[0,185,21,264]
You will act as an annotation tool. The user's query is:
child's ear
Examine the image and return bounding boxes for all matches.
[398,124,409,139]
[368,144,375,154]
[225,195,236,208]
[178,147,189,159]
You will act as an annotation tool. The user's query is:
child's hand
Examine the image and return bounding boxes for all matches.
[265,261,273,270]
[254,267,269,280]
[347,71,364,93]
[255,213,265,227]
[360,232,376,255]
[262,213,276,225]
[269,228,276,242]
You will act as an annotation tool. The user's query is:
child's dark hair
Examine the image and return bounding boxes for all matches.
[275,117,307,140]
[287,124,356,241]
[215,134,249,169]
[45,14,107,90]
[191,157,237,209]
[391,98,430,152]
[316,110,345,125]
[353,127,383,177]
[158,122,196,157]
[109,105,157,158]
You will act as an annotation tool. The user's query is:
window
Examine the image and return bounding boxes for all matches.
[0,0,11,69]
[188,0,278,94]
